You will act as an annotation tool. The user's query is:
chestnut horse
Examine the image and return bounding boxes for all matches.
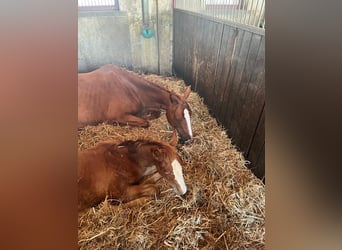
[78,131,187,210]
[78,64,193,142]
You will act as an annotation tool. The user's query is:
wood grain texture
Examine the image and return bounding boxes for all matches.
[173,9,265,178]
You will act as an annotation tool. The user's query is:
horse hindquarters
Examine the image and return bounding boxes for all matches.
[78,185,106,211]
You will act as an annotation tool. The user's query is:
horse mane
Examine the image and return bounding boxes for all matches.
[143,76,169,91]
[129,72,178,96]
[118,139,167,149]
[97,138,170,151]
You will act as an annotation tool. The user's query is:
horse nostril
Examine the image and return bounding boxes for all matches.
[179,136,190,144]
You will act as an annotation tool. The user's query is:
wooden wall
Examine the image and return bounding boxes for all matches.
[173,9,265,179]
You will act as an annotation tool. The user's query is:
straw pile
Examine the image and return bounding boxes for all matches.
[78,71,265,249]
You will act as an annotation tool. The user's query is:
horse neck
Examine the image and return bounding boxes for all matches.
[134,153,155,169]
[131,141,172,175]
[120,141,156,169]
[135,81,171,110]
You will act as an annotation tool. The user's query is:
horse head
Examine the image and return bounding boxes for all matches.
[166,86,193,143]
[150,131,187,195]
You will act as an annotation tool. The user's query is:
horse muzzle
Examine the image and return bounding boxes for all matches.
[179,135,191,144]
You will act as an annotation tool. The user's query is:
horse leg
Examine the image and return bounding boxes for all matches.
[142,172,162,184]
[121,197,151,208]
[117,114,150,128]
[121,184,158,203]
[141,108,162,120]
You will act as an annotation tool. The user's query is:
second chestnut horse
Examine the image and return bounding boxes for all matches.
[78,131,187,210]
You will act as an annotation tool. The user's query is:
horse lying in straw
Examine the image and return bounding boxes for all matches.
[78,131,187,210]
[78,64,193,142]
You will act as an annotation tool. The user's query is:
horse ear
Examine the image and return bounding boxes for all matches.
[169,94,179,104]
[169,130,178,147]
[152,148,163,161]
[181,86,191,100]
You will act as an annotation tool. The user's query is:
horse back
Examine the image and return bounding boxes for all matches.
[78,143,139,209]
[78,65,143,126]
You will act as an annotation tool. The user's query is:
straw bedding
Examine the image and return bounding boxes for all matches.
[78,71,265,249]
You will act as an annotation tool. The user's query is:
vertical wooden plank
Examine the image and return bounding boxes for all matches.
[216,28,245,127]
[174,10,189,83]
[183,13,198,89]
[207,21,224,107]
[173,10,184,78]
[195,20,223,108]
[247,104,265,178]
[212,25,237,120]
[254,142,265,179]
[229,33,263,149]
[219,30,251,144]
[187,14,202,91]
[240,36,265,154]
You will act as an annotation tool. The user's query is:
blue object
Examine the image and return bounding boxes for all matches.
[141,28,154,38]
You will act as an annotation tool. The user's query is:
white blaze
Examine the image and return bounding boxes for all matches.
[144,165,157,176]
[183,109,193,138]
[171,159,187,195]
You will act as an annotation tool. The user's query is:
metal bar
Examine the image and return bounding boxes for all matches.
[78,0,117,7]
[251,0,258,26]
[142,0,150,27]
[256,0,265,28]
[175,8,265,35]
[254,0,265,27]
[252,0,263,26]
[242,0,248,25]
[215,0,218,18]
[237,0,242,24]
[247,0,257,26]
[230,0,235,22]
[174,0,264,29]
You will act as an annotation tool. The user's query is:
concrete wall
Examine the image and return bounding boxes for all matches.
[78,0,173,75]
